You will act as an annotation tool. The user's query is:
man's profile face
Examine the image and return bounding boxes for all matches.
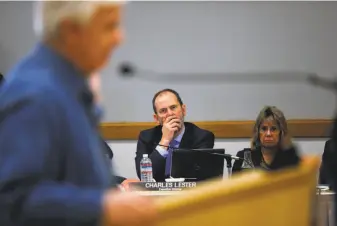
[153,92,186,127]
[62,5,123,74]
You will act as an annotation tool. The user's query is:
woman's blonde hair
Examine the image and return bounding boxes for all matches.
[251,106,288,150]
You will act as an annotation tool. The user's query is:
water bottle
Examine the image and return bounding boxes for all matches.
[140,154,153,182]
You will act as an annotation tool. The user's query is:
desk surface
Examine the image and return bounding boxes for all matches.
[126,182,336,198]
[133,190,335,196]
[134,191,182,196]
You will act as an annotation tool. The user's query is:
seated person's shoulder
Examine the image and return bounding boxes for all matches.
[139,124,162,138]
[185,122,215,148]
[186,122,214,138]
[326,139,332,145]
[137,125,163,149]
[324,139,332,150]
[321,139,333,160]
[102,140,113,160]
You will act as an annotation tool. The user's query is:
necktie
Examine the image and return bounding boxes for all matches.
[165,140,180,176]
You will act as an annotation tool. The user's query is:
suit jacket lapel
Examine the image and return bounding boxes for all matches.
[179,123,193,148]
[154,126,163,146]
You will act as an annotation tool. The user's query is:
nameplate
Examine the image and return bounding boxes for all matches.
[129,182,197,191]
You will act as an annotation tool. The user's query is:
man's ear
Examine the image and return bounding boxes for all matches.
[182,104,187,116]
[153,113,160,124]
[59,19,81,43]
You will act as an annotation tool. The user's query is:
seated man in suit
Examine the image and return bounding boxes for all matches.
[232,106,300,173]
[135,88,215,182]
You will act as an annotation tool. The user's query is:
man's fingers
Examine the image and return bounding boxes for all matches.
[166,122,180,130]
[164,115,175,123]
[167,119,180,126]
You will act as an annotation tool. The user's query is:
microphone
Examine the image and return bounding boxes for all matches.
[117,62,318,84]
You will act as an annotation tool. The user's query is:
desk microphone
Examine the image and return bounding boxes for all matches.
[174,148,241,160]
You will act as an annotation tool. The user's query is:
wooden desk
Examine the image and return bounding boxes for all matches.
[129,182,335,226]
[134,191,182,197]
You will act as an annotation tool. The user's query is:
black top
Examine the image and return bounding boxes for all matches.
[135,122,215,182]
[102,139,126,184]
[319,139,332,185]
[328,115,337,220]
[102,140,113,160]
[232,146,300,173]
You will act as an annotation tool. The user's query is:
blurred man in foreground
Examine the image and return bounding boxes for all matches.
[0,2,156,226]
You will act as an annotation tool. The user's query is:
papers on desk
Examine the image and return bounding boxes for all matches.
[165,178,185,183]
[316,185,333,195]
[317,185,330,191]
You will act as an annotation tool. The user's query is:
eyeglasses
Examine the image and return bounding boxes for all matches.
[259,126,280,134]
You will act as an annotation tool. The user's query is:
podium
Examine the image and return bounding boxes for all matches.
[153,156,320,226]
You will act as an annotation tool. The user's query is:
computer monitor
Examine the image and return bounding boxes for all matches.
[170,148,225,181]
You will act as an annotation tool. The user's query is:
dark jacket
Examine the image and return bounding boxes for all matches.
[328,118,337,220]
[319,139,332,185]
[102,140,126,184]
[0,73,4,84]
[135,122,215,182]
[232,146,300,173]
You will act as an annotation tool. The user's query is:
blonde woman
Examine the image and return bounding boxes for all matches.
[232,106,300,173]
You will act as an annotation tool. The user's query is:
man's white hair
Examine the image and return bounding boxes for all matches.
[33,1,123,38]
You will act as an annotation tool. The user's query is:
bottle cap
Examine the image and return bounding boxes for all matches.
[143,154,148,158]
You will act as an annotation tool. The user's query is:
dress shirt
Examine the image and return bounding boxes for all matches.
[155,126,185,157]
